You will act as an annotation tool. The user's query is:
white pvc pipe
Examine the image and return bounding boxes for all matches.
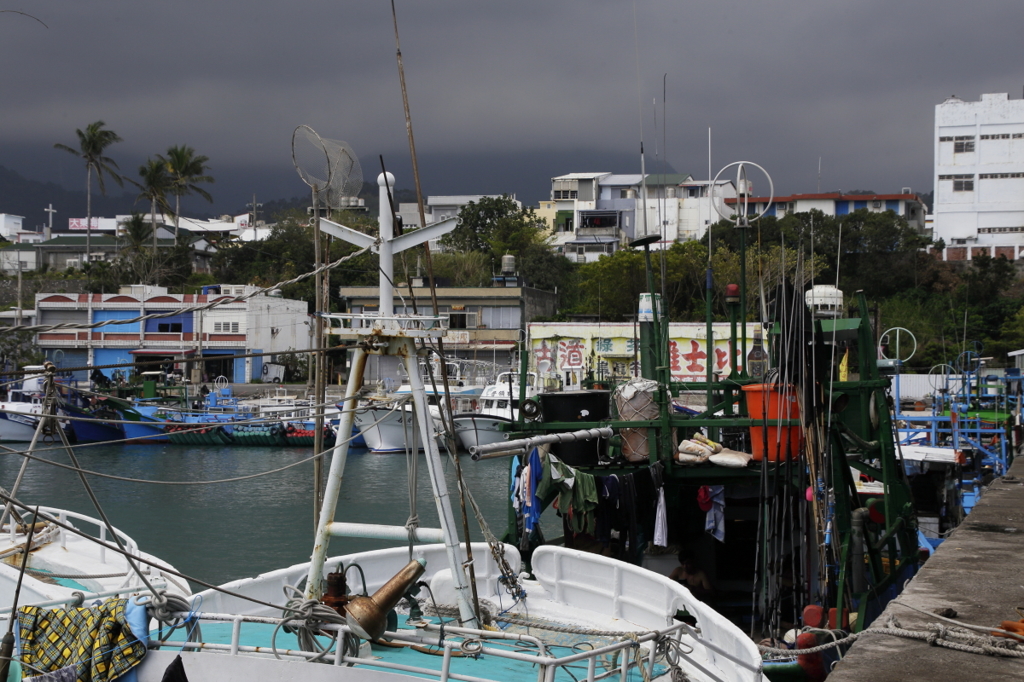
[403,340,479,630]
[305,346,368,600]
[326,522,444,543]
[470,428,613,458]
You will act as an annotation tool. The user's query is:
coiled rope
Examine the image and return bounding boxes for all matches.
[274,584,357,663]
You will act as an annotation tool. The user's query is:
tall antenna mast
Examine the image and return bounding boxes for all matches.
[633,0,648,239]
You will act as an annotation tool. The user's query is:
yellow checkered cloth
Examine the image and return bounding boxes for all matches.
[17,599,146,682]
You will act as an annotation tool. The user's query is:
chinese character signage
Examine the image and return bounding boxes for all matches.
[558,338,585,369]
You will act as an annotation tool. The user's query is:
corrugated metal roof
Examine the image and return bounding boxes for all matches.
[551,172,611,181]
[600,174,643,186]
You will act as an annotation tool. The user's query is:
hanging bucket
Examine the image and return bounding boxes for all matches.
[742,383,803,462]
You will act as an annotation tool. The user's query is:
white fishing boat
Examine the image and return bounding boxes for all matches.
[354,358,493,454]
[0,505,190,612]
[0,366,47,442]
[451,371,538,452]
[92,172,759,682]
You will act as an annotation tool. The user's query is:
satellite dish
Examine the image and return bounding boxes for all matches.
[291,125,363,208]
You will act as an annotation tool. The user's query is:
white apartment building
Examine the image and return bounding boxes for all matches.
[541,173,736,262]
[0,214,24,240]
[397,195,519,230]
[933,93,1024,259]
[726,192,926,230]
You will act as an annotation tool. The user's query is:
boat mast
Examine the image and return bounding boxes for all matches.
[310,175,477,628]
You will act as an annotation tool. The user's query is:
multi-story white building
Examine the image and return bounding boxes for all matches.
[726,192,926,229]
[34,284,308,383]
[541,173,736,262]
[397,195,519,230]
[933,93,1024,260]
[0,214,24,240]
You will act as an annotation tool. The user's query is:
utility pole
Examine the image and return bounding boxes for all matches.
[247,194,262,233]
[16,260,22,327]
[43,204,56,241]
[192,309,204,386]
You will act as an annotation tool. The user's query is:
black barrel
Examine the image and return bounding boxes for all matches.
[540,390,610,466]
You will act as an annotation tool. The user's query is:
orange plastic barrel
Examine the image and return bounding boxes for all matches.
[742,383,803,461]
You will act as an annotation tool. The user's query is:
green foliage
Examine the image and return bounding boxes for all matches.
[438,195,572,294]
[53,121,124,196]
[568,240,823,322]
[160,145,214,236]
[0,329,44,370]
[79,212,193,291]
[423,252,492,287]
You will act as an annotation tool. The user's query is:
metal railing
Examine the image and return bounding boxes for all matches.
[151,611,711,682]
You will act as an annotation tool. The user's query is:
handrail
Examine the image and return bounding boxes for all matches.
[5,506,139,559]
[150,611,697,682]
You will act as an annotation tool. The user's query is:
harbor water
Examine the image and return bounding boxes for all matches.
[0,442,520,589]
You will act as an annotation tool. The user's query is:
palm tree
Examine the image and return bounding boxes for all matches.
[120,212,152,251]
[54,121,123,263]
[160,145,214,238]
[131,158,174,250]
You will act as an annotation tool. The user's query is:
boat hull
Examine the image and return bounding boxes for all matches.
[0,407,41,441]
[452,413,513,451]
[353,406,425,454]
[122,419,169,444]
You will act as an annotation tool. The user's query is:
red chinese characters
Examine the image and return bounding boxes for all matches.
[558,339,584,369]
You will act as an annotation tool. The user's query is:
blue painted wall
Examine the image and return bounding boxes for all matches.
[835,201,850,216]
[854,200,868,211]
[94,348,133,379]
[143,311,194,333]
[252,350,263,382]
[93,309,141,333]
[886,200,900,212]
[49,349,88,382]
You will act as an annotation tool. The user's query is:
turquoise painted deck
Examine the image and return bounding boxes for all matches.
[166,616,666,681]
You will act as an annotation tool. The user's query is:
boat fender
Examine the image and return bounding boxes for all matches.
[287,425,296,433]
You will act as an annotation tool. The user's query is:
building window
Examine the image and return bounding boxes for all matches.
[954,140,975,153]
[213,322,240,333]
[939,174,975,191]
[981,134,1011,140]
[553,190,578,200]
[157,323,183,333]
[980,172,1024,179]
[980,226,1024,234]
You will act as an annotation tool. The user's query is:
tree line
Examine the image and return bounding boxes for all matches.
[51,120,215,289]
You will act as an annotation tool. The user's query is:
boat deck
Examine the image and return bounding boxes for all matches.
[183,616,666,681]
[828,457,1024,680]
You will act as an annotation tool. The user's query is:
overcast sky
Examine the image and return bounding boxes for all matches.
[2,0,1019,218]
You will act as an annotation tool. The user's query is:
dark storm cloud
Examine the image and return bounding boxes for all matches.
[2,0,1020,212]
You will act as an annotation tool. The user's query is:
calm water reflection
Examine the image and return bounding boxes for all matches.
[0,442,518,588]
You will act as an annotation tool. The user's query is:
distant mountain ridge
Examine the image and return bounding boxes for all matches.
[0,166,420,233]
[0,165,146,230]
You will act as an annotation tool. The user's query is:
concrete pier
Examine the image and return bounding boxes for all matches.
[828,458,1024,680]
